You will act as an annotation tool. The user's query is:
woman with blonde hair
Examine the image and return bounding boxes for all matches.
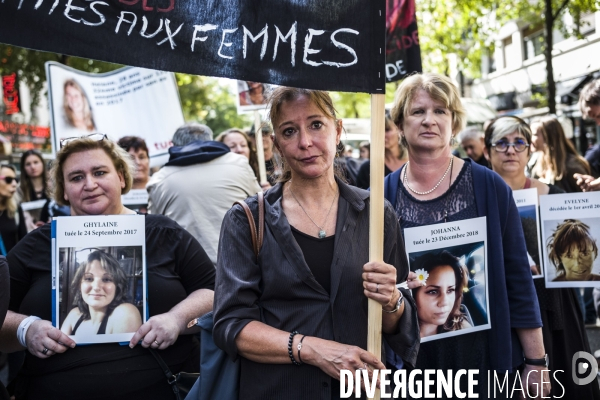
[531,116,591,192]
[215,128,261,182]
[63,79,96,132]
[0,164,25,255]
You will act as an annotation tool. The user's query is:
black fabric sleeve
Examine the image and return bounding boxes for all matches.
[213,204,263,361]
[174,223,216,292]
[381,201,419,367]
[356,160,370,190]
[17,206,27,240]
[7,228,44,312]
[0,256,9,329]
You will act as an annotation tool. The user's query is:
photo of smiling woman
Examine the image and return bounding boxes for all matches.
[63,79,96,133]
[547,219,600,282]
[60,248,142,336]
[412,250,473,339]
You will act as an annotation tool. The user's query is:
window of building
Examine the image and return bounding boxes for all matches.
[523,26,544,60]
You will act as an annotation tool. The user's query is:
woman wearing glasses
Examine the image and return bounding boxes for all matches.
[530,116,591,193]
[0,165,25,255]
[484,115,600,397]
[384,73,548,397]
[0,134,215,400]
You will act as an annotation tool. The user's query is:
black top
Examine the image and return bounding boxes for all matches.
[291,226,335,295]
[0,208,26,254]
[8,214,215,400]
[473,155,491,169]
[585,143,600,178]
[71,312,110,335]
[356,160,392,189]
[0,256,8,330]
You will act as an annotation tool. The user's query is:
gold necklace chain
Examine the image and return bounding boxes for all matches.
[288,185,338,238]
[404,157,453,196]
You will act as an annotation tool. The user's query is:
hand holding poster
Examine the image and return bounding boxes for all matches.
[403,217,491,342]
[513,188,544,279]
[540,192,600,288]
[52,215,146,344]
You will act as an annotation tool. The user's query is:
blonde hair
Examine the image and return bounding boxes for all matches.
[390,73,466,146]
[0,164,18,219]
[531,116,590,182]
[50,136,134,206]
[267,87,344,183]
[216,128,260,180]
[64,79,95,131]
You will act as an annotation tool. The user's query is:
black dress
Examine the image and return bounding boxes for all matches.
[7,214,215,400]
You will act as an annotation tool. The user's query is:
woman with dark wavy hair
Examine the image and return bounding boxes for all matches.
[549,219,599,282]
[60,250,141,336]
[18,150,48,203]
[412,250,471,338]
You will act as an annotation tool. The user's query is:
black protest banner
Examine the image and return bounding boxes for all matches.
[385,0,422,82]
[0,0,386,94]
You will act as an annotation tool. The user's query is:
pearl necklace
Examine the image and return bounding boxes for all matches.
[404,157,453,196]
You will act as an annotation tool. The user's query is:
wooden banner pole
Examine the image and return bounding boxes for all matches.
[367,93,385,400]
[254,110,268,186]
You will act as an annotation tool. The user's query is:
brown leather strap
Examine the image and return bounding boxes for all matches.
[234,191,265,257]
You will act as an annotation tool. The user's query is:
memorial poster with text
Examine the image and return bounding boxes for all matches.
[513,188,543,279]
[404,217,491,343]
[52,214,146,344]
[540,192,600,288]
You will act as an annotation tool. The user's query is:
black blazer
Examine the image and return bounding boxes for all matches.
[214,179,419,400]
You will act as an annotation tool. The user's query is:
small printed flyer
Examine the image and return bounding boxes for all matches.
[52,214,146,344]
[403,217,491,343]
[121,189,149,214]
[513,188,543,279]
[540,192,600,288]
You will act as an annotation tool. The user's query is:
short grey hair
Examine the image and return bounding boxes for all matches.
[172,123,214,146]
[483,116,532,151]
[457,127,483,144]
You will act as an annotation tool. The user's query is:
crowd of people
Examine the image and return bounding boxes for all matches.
[0,74,599,399]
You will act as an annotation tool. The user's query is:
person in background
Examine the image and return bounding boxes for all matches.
[344,144,354,157]
[386,73,548,397]
[530,116,591,193]
[117,136,150,190]
[0,165,25,255]
[456,127,490,168]
[18,150,48,203]
[484,115,600,398]
[359,141,370,160]
[575,78,600,191]
[356,115,407,189]
[0,135,214,400]
[215,128,270,190]
[248,122,280,185]
[147,123,261,267]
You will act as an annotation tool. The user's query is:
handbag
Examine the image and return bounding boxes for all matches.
[149,348,198,400]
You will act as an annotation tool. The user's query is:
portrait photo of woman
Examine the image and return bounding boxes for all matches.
[60,248,142,337]
[63,79,96,132]
[411,250,472,339]
[547,219,599,282]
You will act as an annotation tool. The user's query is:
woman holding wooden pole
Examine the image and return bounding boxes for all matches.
[214,87,419,399]
[383,73,550,398]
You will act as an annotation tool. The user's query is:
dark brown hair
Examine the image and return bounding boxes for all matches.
[548,219,598,277]
[19,150,48,202]
[117,136,149,157]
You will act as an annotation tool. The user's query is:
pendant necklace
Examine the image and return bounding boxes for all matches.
[289,185,338,238]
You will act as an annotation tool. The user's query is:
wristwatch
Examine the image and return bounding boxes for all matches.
[524,354,549,367]
[383,289,404,314]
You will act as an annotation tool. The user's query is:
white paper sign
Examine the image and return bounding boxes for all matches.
[540,192,600,288]
[46,62,185,167]
[236,80,274,114]
[21,199,47,233]
[52,215,146,344]
[121,190,149,214]
[513,188,543,279]
[404,217,491,343]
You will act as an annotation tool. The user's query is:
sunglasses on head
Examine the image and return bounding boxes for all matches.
[0,176,18,184]
[60,133,107,148]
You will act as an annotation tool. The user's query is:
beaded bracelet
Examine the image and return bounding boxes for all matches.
[288,331,301,365]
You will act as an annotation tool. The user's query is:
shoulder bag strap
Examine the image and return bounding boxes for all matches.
[148,348,182,400]
[234,191,264,257]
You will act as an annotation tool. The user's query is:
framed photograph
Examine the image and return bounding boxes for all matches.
[404,217,491,342]
[52,215,146,344]
[236,80,273,113]
[540,192,600,288]
[20,199,47,233]
[513,188,544,279]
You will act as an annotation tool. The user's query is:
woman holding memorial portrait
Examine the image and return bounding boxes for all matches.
[60,250,142,336]
[484,115,600,397]
[0,134,215,400]
[384,73,548,397]
[214,87,419,399]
